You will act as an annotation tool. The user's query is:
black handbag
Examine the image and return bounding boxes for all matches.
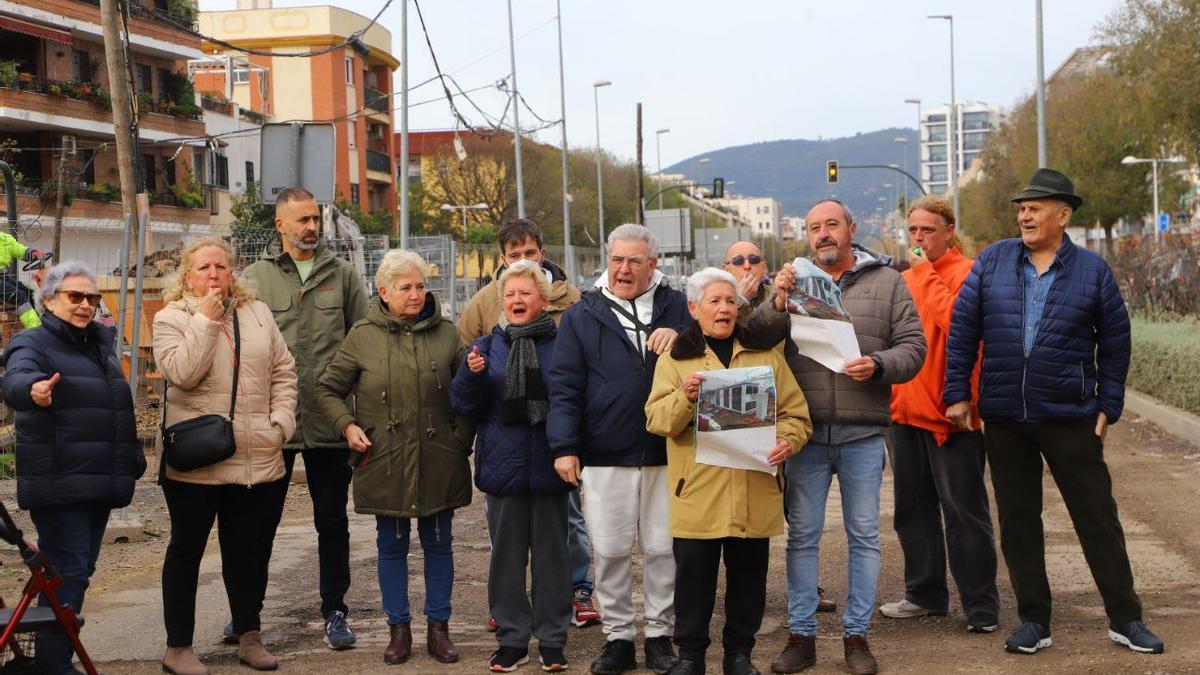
[161,309,240,472]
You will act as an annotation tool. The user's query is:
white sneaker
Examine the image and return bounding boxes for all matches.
[879,598,945,619]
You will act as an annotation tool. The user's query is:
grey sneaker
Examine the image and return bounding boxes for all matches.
[1109,620,1165,654]
[878,598,946,619]
[324,610,357,650]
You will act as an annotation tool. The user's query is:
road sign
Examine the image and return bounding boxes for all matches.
[260,122,336,203]
[1159,213,1169,233]
[644,208,692,255]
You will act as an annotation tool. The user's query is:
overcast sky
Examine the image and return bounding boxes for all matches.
[200,0,1124,166]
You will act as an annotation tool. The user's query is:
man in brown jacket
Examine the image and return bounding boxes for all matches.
[455,218,600,630]
[744,200,925,675]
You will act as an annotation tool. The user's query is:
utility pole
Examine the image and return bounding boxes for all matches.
[636,103,644,225]
[505,0,526,218]
[554,0,573,280]
[52,138,68,258]
[398,0,410,244]
[1035,0,1048,168]
[100,0,142,250]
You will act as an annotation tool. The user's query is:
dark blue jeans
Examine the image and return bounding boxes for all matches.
[375,510,454,625]
[29,505,110,675]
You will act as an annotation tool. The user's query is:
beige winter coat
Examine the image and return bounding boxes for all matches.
[153,296,298,486]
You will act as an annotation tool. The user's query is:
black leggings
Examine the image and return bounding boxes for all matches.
[160,477,288,647]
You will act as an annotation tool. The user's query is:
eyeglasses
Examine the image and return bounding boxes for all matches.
[57,290,102,307]
[726,255,764,266]
[608,255,648,268]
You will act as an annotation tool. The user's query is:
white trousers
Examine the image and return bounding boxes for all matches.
[580,464,676,641]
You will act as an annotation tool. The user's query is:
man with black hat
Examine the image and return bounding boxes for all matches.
[944,168,1165,656]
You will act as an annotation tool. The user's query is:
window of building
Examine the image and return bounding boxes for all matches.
[928,145,947,162]
[927,125,947,142]
[929,165,948,182]
[163,155,175,187]
[141,154,156,192]
[213,153,229,189]
[158,68,171,100]
[350,182,360,204]
[232,68,250,84]
[78,149,95,186]
[245,161,255,188]
[962,133,987,151]
[136,64,152,94]
[345,57,354,85]
[962,111,991,131]
[927,113,946,123]
[193,148,207,186]
[72,50,94,83]
[962,151,982,169]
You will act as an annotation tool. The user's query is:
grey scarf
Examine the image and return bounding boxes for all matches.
[502,312,555,425]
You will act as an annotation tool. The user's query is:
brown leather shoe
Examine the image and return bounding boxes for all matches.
[770,633,815,673]
[842,635,877,675]
[237,630,279,671]
[817,587,837,613]
[384,622,412,664]
[427,620,460,663]
[161,646,208,675]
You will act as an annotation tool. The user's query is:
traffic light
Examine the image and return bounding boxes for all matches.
[826,161,839,184]
[712,177,725,199]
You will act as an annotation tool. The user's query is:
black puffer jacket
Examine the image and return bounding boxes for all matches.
[2,314,146,511]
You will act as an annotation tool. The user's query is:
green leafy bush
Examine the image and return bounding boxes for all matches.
[1128,316,1200,416]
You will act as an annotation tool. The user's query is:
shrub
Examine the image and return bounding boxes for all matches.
[1128,316,1200,416]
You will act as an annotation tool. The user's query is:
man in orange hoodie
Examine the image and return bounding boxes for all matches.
[880,196,1000,633]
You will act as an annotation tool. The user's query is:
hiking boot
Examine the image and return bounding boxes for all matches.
[645,636,679,674]
[816,587,837,614]
[161,647,207,675]
[324,610,357,650]
[878,598,946,619]
[383,622,412,664]
[489,645,530,672]
[589,639,636,675]
[537,644,567,672]
[842,635,877,675]
[427,620,460,663]
[1108,620,1165,654]
[237,630,279,671]
[573,590,602,628]
[770,633,815,673]
[723,652,761,675]
[1003,622,1052,654]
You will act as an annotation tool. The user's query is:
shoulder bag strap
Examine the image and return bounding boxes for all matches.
[229,308,240,419]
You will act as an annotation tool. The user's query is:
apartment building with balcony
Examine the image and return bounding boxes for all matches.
[0,0,212,264]
[198,2,398,228]
[919,101,1005,197]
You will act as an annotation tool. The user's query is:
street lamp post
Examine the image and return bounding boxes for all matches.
[928,14,958,218]
[505,0,525,218]
[441,202,490,231]
[1122,155,1186,242]
[1035,0,1048,168]
[895,137,909,209]
[593,80,611,258]
[655,128,671,210]
[554,0,573,280]
[698,157,710,266]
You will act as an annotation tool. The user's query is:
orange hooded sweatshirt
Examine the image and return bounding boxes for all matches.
[890,246,981,445]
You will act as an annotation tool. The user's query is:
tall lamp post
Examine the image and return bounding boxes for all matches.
[928,14,958,219]
[593,80,612,257]
[655,128,671,210]
[1121,155,1186,242]
[441,202,490,231]
[554,0,573,280]
[698,157,711,266]
[505,0,525,218]
[1035,0,1048,168]
[895,137,909,209]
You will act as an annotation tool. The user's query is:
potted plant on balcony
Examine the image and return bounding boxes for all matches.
[17,72,33,89]
[39,180,74,206]
[0,61,17,89]
[85,182,116,202]
[137,90,153,112]
[76,81,94,97]
[47,82,63,97]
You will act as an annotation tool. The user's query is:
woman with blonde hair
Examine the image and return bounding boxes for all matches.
[153,237,297,675]
[317,249,474,666]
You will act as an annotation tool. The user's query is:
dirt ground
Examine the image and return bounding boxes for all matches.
[1,412,1197,675]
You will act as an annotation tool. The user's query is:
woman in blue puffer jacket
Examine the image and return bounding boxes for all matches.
[450,259,573,673]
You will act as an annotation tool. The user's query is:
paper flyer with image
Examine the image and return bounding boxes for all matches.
[695,365,777,476]
[785,258,861,372]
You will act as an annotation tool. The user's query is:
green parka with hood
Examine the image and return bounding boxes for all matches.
[316,292,474,518]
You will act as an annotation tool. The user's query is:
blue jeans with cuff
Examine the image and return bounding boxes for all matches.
[375,509,455,625]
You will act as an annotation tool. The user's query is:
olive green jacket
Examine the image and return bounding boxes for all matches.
[244,242,368,450]
[315,294,474,518]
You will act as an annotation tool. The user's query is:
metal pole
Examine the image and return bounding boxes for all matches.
[594,85,607,257]
[449,237,457,319]
[656,132,664,210]
[702,207,708,267]
[1035,0,1048,168]
[505,0,526,218]
[399,0,410,245]
[1152,159,1160,243]
[555,0,573,281]
[115,212,132,390]
[128,210,148,401]
[949,17,959,219]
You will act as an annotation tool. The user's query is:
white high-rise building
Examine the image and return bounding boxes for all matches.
[710,195,782,239]
[919,102,1005,197]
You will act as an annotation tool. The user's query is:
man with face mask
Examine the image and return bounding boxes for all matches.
[548,224,690,675]
[242,187,368,651]
[744,200,925,675]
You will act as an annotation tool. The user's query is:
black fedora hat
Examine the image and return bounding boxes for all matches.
[1011,168,1083,210]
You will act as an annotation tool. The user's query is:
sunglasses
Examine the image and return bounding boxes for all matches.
[57,290,102,307]
[727,255,764,266]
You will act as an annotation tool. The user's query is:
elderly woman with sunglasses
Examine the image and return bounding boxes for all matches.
[2,261,147,674]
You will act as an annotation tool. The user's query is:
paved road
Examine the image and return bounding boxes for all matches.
[3,413,1197,674]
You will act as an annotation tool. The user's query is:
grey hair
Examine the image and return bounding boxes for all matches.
[375,249,427,290]
[498,259,551,300]
[38,261,97,303]
[686,267,739,305]
[607,223,660,258]
[809,198,855,225]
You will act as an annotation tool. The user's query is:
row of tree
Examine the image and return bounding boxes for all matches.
[957,0,1198,253]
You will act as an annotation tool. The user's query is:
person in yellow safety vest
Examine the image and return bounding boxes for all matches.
[0,231,46,329]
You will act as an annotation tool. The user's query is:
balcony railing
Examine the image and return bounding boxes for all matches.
[201,95,233,115]
[240,108,267,125]
[365,88,389,114]
[71,0,199,32]
[366,149,392,174]
[0,75,113,111]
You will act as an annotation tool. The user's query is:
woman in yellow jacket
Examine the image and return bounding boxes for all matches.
[645,267,812,675]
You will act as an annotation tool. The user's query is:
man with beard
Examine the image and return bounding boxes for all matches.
[241,186,368,651]
[744,200,925,675]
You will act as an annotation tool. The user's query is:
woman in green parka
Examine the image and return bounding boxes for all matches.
[316,249,474,666]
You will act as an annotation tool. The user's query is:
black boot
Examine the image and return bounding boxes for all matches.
[590,639,637,675]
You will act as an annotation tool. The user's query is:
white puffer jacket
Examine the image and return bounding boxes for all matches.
[153,296,298,486]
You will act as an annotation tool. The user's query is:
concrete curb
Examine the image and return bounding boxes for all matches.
[1125,389,1200,447]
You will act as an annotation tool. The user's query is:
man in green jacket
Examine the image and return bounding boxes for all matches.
[242,186,368,650]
